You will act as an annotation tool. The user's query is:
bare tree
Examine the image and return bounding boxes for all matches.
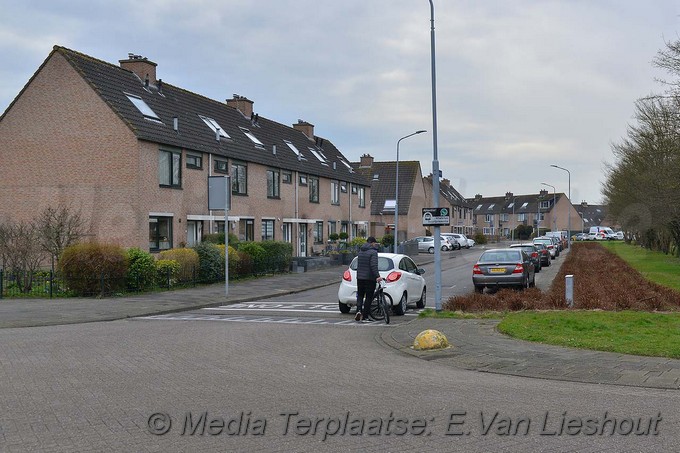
[36,204,86,267]
[0,221,45,292]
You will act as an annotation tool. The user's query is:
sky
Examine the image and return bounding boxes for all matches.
[1,1,678,205]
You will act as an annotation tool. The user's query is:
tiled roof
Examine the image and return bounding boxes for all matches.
[469,193,564,214]
[53,46,368,186]
[352,161,422,216]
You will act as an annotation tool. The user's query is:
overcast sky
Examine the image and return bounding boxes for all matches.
[2,1,678,204]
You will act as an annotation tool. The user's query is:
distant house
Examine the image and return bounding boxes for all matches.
[423,175,475,236]
[0,46,371,256]
[352,154,429,242]
[469,190,581,238]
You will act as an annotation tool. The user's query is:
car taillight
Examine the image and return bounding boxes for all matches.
[512,264,524,274]
[343,270,352,282]
[547,245,553,249]
[386,271,402,282]
[473,264,483,275]
[531,252,538,258]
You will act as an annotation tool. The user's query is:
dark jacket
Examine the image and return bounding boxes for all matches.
[356,242,380,281]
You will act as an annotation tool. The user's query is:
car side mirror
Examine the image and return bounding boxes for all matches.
[417,268,425,275]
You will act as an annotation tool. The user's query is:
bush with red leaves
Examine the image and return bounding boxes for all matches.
[442,242,680,312]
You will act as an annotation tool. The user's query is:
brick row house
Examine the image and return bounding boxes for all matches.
[352,154,430,242]
[470,190,582,238]
[0,46,371,256]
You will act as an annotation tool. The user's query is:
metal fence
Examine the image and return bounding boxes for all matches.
[0,268,199,299]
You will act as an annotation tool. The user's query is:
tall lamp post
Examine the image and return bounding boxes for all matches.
[541,183,556,231]
[395,130,427,252]
[428,0,443,311]
[551,165,571,247]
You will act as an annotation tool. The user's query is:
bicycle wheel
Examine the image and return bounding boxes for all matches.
[369,291,385,321]
[381,293,390,325]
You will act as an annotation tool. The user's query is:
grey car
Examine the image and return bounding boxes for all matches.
[414,236,452,253]
[509,243,541,273]
[472,248,536,293]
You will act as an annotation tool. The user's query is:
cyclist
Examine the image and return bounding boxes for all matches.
[355,236,383,322]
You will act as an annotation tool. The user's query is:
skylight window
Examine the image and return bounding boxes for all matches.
[373,174,379,181]
[308,147,328,165]
[507,202,515,208]
[125,93,160,120]
[520,202,528,209]
[240,127,264,146]
[476,204,483,210]
[338,159,354,172]
[487,204,495,210]
[383,200,396,211]
[284,140,303,158]
[199,115,229,138]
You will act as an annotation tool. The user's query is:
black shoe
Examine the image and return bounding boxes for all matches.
[354,312,362,322]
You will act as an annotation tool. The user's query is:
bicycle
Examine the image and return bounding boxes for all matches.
[369,280,390,324]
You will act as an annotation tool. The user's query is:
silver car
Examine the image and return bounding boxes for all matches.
[414,236,453,253]
[472,248,536,293]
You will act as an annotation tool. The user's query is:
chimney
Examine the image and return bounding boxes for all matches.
[539,189,548,197]
[359,154,374,168]
[226,94,254,118]
[474,194,483,201]
[505,191,513,199]
[120,54,157,85]
[293,119,314,140]
[442,178,451,187]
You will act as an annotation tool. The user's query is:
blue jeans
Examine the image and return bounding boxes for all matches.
[356,279,377,318]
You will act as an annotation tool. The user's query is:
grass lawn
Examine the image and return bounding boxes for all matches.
[498,310,680,358]
[601,241,680,292]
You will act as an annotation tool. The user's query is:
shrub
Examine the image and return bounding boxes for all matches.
[259,241,293,273]
[59,242,128,296]
[380,234,394,248]
[349,237,366,247]
[193,242,223,283]
[155,259,180,287]
[238,242,267,274]
[473,232,488,245]
[126,247,156,291]
[339,232,349,241]
[203,233,225,244]
[329,233,340,242]
[235,250,253,277]
[159,248,199,281]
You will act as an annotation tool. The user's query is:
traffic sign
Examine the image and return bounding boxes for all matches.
[422,207,450,226]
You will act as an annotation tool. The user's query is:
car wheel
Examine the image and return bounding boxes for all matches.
[338,302,351,314]
[416,287,426,308]
[428,247,434,254]
[474,285,484,294]
[466,245,470,249]
[393,292,407,315]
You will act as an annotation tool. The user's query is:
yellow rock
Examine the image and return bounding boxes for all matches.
[413,329,450,350]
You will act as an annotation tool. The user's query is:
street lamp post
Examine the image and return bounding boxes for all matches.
[551,165,571,247]
[395,130,426,252]
[428,0,443,311]
[541,183,556,231]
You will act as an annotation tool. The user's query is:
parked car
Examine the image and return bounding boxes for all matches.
[414,236,452,253]
[533,237,557,259]
[444,233,473,249]
[615,231,624,240]
[440,233,462,250]
[532,242,551,267]
[509,243,541,273]
[589,226,617,240]
[338,253,427,315]
[574,233,587,241]
[472,248,536,292]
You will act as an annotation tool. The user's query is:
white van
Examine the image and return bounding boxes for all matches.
[589,226,616,240]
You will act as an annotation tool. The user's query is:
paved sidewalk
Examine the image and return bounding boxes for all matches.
[2,247,679,390]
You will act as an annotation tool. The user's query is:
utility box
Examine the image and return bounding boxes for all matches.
[565,274,574,308]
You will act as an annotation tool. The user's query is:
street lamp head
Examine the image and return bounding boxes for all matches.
[416,130,427,134]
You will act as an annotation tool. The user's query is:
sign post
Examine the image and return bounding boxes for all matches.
[208,176,231,297]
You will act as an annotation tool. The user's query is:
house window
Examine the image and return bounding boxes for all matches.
[284,140,303,158]
[245,219,254,241]
[331,180,340,205]
[126,93,160,121]
[358,187,365,208]
[186,153,202,169]
[240,127,264,147]
[340,182,347,193]
[328,221,337,236]
[500,213,508,222]
[540,201,552,209]
[159,149,181,187]
[351,184,357,194]
[314,221,323,244]
[299,174,308,186]
[231,161,247,195]
[308,147,328,165]
[485,214,494,223]
[199,115,230,139]
[214,159,228,174]
[517,213,527,222]
[267,169,280,199]
[282,170,292,184]
[309,176,319,203]
[149,216,172,251]
[262,219,275,241]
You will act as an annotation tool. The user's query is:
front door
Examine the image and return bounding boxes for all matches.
[298,223,307,257]
[186,220,202,247]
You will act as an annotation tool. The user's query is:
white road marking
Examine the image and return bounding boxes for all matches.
[137,314,390,327]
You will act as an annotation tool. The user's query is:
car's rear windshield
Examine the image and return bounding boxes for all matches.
[479,250,521,263]
[350,256,395,271]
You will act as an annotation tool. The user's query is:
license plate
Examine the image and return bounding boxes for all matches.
[490,268,506,274]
